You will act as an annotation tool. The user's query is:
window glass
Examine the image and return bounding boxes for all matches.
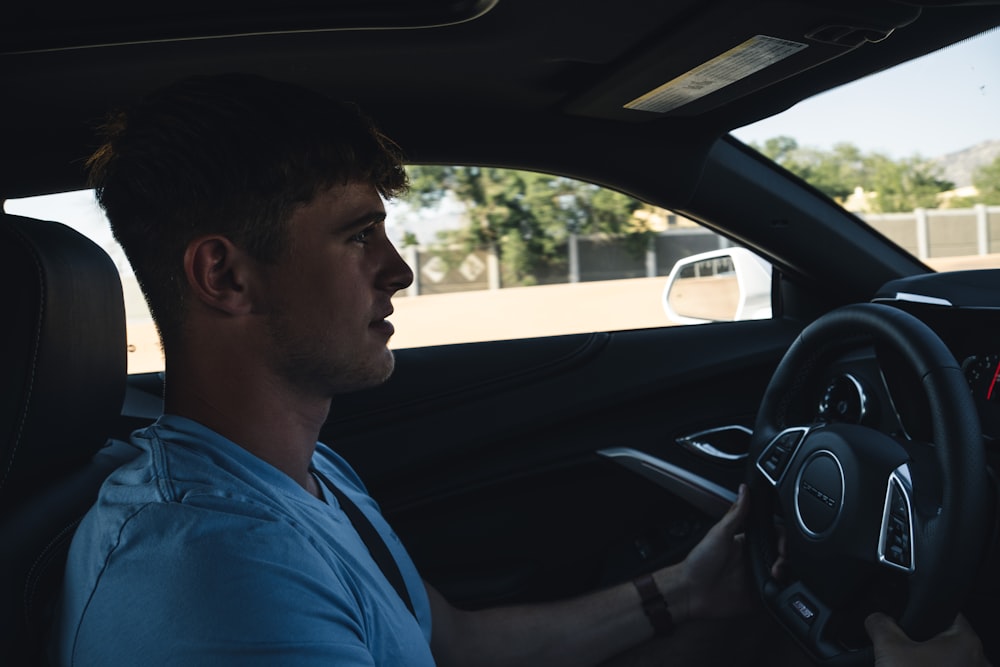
[5,169,769,372]
[387,167,768,349]
[733,28,1000,271]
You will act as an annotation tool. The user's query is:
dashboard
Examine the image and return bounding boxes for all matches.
[807,269,1000,444]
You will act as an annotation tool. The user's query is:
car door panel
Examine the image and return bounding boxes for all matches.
[324,318,802,607]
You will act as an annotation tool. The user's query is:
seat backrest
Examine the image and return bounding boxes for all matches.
[0,212,136,665]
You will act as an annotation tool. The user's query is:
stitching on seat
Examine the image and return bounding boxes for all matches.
[1,222,46,492]
[23,518,82,625]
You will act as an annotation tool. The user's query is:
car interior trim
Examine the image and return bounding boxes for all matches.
[598,447,737,519]
[675,425,751,463]
[887,292,955,307]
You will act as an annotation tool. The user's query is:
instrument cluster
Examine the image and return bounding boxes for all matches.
[963,353,1000,441]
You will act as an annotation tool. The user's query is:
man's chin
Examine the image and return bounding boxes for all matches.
[333,349,396,395]
[373,348,397,385]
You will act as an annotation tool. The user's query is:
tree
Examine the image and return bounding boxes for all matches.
[751,137,862,202]
[973,155,1000,204]
[401,166,652,286]
[749,137,954,211]
[864,153,953,212]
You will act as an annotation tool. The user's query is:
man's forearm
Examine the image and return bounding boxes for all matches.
[426,574,672,667]
[426,485,752,667]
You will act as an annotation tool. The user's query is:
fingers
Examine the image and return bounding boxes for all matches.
[865,612,970,643]
[704,484,748,548]
[770,523,787,580]
[951,613,975,637]
[864,612,908,644]
[769,556,785,580]
[864,612,991,667]
[721,484,748,527]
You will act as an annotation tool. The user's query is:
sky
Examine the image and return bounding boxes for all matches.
[732,27,1000,159]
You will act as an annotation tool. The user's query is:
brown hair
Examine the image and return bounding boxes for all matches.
[88,73,408,353]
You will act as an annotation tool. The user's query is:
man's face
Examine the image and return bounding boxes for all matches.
[256,181,413,396]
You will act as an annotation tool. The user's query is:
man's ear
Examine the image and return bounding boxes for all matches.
[183,235,257,315]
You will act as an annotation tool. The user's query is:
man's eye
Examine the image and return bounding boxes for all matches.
[352,228,373,244]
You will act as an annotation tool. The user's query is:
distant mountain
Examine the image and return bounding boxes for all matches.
[933,139,1000,188]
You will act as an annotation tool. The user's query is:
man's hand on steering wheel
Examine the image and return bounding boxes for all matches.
[677,483,757,621]
[865,612,991,667]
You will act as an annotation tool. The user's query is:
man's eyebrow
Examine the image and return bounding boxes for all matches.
[338,210,387,230]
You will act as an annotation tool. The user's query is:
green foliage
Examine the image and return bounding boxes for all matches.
[749,136,954,212]
[864,153,953,212]
[401,165,653,286]
[756,138,864,202]
[973,155,1000,204]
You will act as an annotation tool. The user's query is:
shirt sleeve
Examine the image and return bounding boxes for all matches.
[67,502,381,667]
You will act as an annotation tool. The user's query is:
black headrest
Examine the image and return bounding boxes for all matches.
[0,213,126,509]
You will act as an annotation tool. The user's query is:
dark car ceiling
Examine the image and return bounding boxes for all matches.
[3,0,1000,202]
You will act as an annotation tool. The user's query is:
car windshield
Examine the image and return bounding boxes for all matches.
[733,28,1000,271]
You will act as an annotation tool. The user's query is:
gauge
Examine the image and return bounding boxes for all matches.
[962,353,1000,402]
[817,373,867,423]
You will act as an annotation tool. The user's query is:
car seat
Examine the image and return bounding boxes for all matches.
[0,212,140,665]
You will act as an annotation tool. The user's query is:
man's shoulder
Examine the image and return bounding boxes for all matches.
[71,422,330,570]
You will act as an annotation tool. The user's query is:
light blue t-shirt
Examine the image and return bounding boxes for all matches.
[53,415,434,666]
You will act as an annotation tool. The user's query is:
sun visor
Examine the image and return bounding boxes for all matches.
[565,0,921,122]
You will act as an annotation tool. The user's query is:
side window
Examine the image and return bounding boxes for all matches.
[386,166,771,348]
[5,168,772,373]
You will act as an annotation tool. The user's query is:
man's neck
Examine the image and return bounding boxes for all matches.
[164,361,331,496]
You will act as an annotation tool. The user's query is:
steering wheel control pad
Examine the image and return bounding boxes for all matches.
[879,471,915,572]
[759,424,910,563]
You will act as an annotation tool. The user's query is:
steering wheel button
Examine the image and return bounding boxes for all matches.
[757,428,808,485]
[789,595,818,626]
[891,488,909,517]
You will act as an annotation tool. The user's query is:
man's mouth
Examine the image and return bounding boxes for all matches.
[370,313,395,337]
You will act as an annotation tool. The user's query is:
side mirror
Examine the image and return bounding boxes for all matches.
[662,247,772,324]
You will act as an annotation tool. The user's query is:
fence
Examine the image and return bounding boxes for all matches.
[402,229,732,296]
[862,204,1000,259]
[401,205,1000,296]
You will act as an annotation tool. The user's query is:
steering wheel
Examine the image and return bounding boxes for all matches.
[746,302,992,665]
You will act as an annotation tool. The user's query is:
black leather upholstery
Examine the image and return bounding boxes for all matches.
[0,213,137,665]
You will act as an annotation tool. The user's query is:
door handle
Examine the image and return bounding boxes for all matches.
[676,425,751,463]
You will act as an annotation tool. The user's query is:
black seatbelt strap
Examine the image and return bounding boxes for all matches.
[312,469,416,617]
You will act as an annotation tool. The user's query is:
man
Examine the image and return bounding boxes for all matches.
[53,73,985,666]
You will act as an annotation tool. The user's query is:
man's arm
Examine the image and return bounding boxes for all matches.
[426,484,754,667]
